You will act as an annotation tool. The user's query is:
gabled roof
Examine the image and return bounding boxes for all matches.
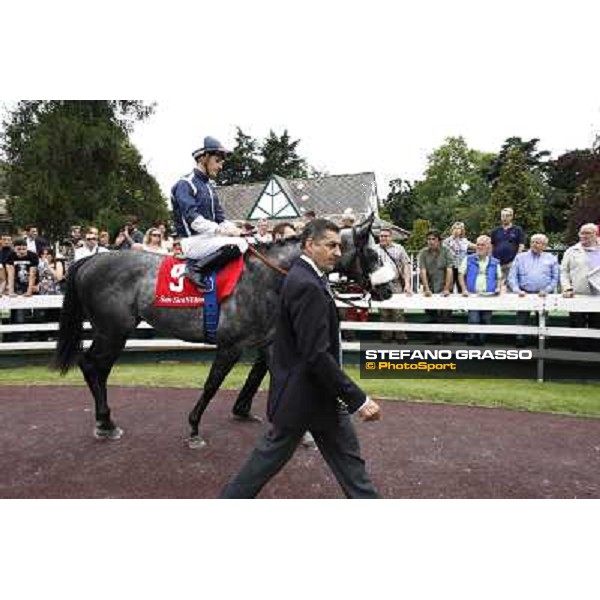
[217,172,378,222]
[248,175,301,220]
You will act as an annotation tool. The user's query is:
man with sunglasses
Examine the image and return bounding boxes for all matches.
[73,229,109,262]
[171,136,248,290]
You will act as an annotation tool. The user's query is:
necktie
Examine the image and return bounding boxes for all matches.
[321,273,343,363]
[321,274,334,298]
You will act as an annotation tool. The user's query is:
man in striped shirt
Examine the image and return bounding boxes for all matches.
[377,227,412,343]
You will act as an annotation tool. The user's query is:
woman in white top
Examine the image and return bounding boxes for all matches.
[443,221,476,291]
[155,222,174,252]
[133,228,169,255]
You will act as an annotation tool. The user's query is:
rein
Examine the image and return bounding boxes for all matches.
[247,244,289,277]
[247,224,379,309]
[332,291,372,309]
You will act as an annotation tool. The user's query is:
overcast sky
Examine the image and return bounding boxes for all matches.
[5,0,600,202]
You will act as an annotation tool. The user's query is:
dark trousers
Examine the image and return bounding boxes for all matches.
[467,310,492,345]
[516,311,540,346]
[425,309,452,344]
[7,307,31,342]
[451,267,461,293]
[220,412,379,499]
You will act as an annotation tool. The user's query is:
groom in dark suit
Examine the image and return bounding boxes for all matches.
[220,218,381,498]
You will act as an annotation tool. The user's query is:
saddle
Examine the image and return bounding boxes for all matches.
[154,254,245,344]
[154,255,244,308]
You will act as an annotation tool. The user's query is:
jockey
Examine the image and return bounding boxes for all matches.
[171,136,248,290]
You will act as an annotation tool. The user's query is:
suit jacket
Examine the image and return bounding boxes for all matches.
[267,257,366,431]
[26,237,49,255]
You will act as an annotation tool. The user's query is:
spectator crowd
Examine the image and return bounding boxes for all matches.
[371,207,599,350]
[1,208,600,350]
[0,217,177,341]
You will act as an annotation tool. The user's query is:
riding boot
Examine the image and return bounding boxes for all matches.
[184,260,213,292]
[184,245,243,291]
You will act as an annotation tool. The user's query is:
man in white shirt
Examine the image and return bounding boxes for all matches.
[74,230,109,262]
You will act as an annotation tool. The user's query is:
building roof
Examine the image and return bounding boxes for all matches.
[216,172,378,222]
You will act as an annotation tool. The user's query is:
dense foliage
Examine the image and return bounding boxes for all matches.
[217,127,313,185]
[1,101,169,239]
[383,134,600,245]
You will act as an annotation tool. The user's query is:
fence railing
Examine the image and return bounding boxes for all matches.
[1,293,599,381]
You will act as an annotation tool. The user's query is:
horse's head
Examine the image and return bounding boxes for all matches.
[338,213,395,301]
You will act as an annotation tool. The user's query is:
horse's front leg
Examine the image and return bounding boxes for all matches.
[188,345,242,448]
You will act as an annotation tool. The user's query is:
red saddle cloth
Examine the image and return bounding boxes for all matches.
[153,255,244,308]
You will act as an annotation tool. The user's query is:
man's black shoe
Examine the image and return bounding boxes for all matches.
[231,412,263,423]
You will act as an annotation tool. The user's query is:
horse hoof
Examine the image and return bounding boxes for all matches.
[188,436,207,449]
[301,432,316,449]
[231,413,263,424]
[94,426,124,440]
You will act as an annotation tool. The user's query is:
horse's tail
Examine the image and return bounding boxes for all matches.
[51,258,89,374]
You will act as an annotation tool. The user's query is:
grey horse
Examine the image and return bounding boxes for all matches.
[52,215,394,448]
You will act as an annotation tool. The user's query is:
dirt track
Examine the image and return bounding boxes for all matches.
[1,385,599,498]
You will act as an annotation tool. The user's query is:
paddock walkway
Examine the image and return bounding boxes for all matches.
[1,386,599,498]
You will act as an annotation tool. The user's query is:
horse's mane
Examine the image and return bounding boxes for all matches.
[248,235,302,253]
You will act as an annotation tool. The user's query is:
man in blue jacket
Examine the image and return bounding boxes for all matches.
[459,235,503,345]
[171,136,248,289]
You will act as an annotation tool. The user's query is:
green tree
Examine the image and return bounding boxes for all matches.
[217,128,315,185]
[484,146,544,237]
[455,151,496,238]
[258,129,310,180]
[1,100,166,241]
[0,160,7,196]
[486,136,551,186]
[382,178,419,230]
[217,126,262,185]
[411,136,493,235]
[405,218,431,254]
[97,140,169,236]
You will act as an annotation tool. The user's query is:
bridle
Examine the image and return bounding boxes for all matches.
[245,227,382,308]
[331,226,380,308]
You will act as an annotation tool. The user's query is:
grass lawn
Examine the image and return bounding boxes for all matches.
[2,362,600,419]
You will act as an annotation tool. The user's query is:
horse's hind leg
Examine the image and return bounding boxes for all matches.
[79,333,128,440]
[188,345,242,448]
[231,347,269,421]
